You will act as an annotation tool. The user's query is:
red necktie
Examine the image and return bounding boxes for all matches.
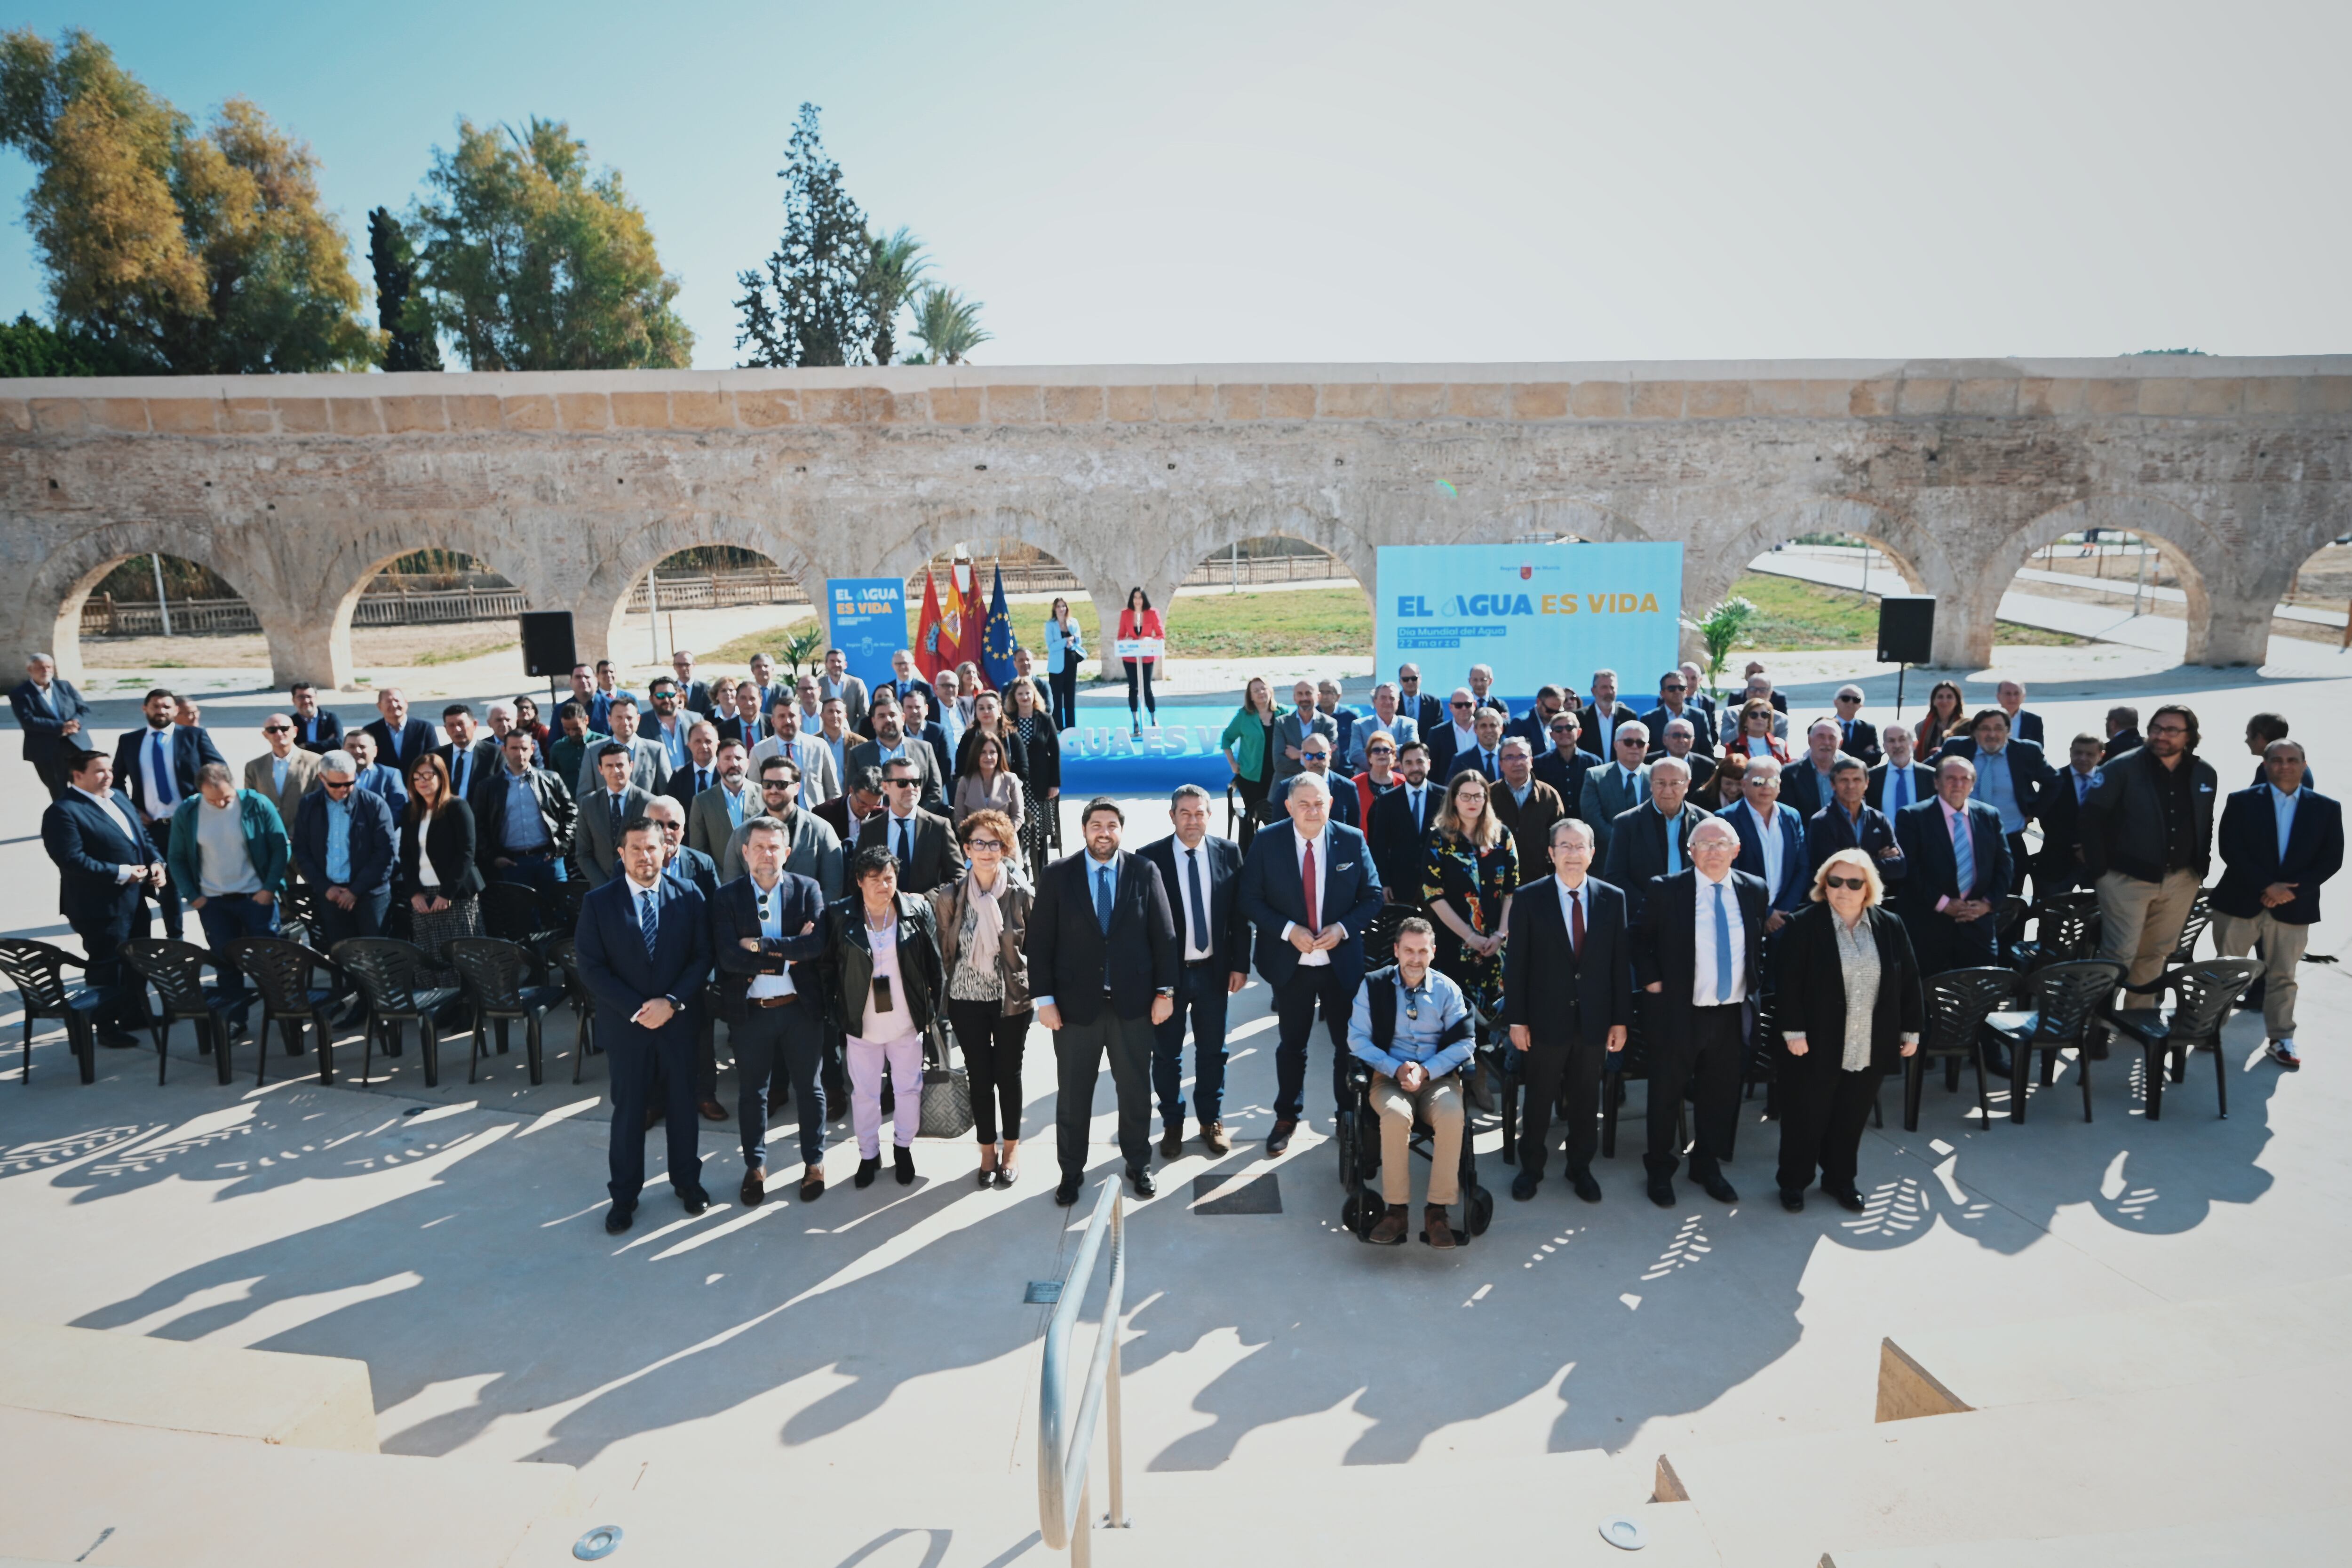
[1570,888,1585,954]
[1302,838,1319,931]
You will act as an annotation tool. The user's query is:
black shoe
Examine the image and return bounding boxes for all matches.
[1648,1178,1676,1208]
[1127,1165,1155,1199]
[1510,1170,1540,1201]
[604,1204,634,1234]
[1701,1174,1738,1204]
[1266,1118,1297,1156]
[679,1186,711,1216]
[1160,1123,1183,1159]
[740,1169,765,1207]
[96,1027,142,1050]
[1829,1185,1866,1213]
[854,1156,881,1189]
[1055,1179,1082,1207]
[894,1146,915,1185]
[1571,1171,1602,1203]
[1779,1188,1805,1213]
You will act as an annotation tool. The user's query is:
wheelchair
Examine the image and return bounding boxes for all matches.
[1336,1059,1495,1246]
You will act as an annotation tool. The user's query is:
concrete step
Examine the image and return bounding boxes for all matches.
[0,1317,377,1452]
[0,1408,576,1568]
[1821,1504,2352,1567]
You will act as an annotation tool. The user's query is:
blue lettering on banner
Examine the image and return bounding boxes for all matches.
[826,577,907,692]
[1377,541,1684,701]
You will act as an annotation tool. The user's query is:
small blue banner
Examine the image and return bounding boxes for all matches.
[1377,541,1684,702]
[827,578,907,693]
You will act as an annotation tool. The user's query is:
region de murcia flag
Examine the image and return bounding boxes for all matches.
[943,555,979,671]
[915,570,952,680]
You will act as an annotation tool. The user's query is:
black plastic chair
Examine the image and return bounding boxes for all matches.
[330,938,464,1087]
[1979,959,2123,1124]
[223,935,342,1087]
[2104,957,2259,1121]
[2167,889,2215,967]
[119,937,240,1086]
[276,882,320,950]
[446,937,566,1085]
[2009,891,2101,972]
[547,936,602,1084]
[0,938,104,1085]
[480,882,564,963]
[1904,968,2018,1130]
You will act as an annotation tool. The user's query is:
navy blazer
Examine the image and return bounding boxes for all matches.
[1574,702,1642,759]
[574,874,713,1035]
[42,787,155,925]
[1638,704,1715,756]
[2009,708,2045,747]
[1832,716,1882,765]
[1533,748,1594,812]
[362,716,440,773]
[1939,735,2056,824]
[1025,848,1179,1026]
[2213,786,2343,925]
[1237,820,1384,995]
[291,785,398,896]
[110,724,227,819]
[11,677,92,764]
[1721,798,1811,912]
[1139,831,1251,977]
[1602,802,1714,923]
[709,870,828,1019]
[293,709,344,754]
[1893,798,2011,912]
[664,845,722,904]
[1277,772,1358,828]
[1805,802,1904,880]
[1367,782,1442,900]
[1501,873,1632,1047]
[1865,760,1936,817]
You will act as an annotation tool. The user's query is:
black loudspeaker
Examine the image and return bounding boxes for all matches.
[1876,597,1936,665]
[519,612,578,678]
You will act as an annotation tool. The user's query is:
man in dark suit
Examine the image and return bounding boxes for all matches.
[1503,817,1629,1202]
[1865,722,1936,820]
[575,818,714,1233]
[1238,770,1384,1154]
[1776,719,1846,823]
[1397,663,1446,740]
[474,729,576,893]
[1278,734,1359,827]
[1830,686,1882,765]
[668,650,716,720]
[1656,717,1716,791]
[1533,711,1593,809]
[111,688,225,941]
[2035,732,2107,894]
[1508,685,1573,751]
[2212,740,2343,1070]
[899,690,953,783]
[1602,754,1711,925]
[845,692,945,812]
[1719,757,1810,923]
[41,748,162,1045]
[1141,786,1250,1157]
[711,816,830,1203]
[854,758,957,893]
[1029,797,1178,1204]
[1939,707,2055,899]
[1575,669,1641,760]
[1638,669,1714,759]
[1425,688,1480,783]
[1995,680,2045,747]
[1806,757,1904,880]
[1368,743,1437,898]
[434,704,498,804]
[879,648,936,713]
[288,682,343,754]
[12,653,92,799]
[816,766,885,850]
[1893,755,2013,985]
[2103,705,2142,762]
[1634,818,1767,1206]
[360,687,438,777]
[291,751,399,1016]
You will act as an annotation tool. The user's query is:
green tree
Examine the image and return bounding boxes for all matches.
[369,206,440,371]
[0,28,376,373]
[1686,597,1758,703]
[862,225,927,367]
[408,117,692,371]
[735,103,875,367]
[0,311,109,374]
[909,285,990,365]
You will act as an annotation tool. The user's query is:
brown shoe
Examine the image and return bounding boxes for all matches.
[1424,1205,1457,1250]
[1367,1210,1408,1245]
[1200,1121,1232,1155]
[798,1170,825,1202]
[699,1098,729,1122]
[740,1167,765,1207]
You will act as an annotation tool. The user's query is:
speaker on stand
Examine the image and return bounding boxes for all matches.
[1875,597,1935,716]
[520,611,578,716]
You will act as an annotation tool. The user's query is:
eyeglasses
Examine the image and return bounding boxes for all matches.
[1823,874,1867,891]
[968,839,1006,853]
[262,724,290,734]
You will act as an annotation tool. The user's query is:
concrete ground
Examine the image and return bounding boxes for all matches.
[3,637,2349,1563]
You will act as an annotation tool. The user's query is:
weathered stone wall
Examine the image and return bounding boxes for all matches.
[1,357,2344,687]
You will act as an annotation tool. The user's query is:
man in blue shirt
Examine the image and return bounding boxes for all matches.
[1346,917,1473,1248]
[342,730,409,815]
[474,729,574,894]
[2212,739,2344,1070]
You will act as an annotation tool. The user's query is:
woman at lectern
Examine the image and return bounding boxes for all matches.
[1117,587,1163,739]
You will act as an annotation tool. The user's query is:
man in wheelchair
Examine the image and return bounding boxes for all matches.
[1344,917,1474,1247]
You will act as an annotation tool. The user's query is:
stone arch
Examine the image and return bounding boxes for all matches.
[17,525,288,687]
[1998,495,2236,665]
[1475,496,1655,549]
[1163,503,1373,616]
[301,522,543,692]
[1695,497,1939,615]
[573,517,823,673]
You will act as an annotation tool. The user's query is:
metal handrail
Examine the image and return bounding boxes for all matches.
[1039,1179,1128,1563]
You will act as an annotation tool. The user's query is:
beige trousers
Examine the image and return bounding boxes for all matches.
[2210,909,2310,1040]
[2096,868,2202,990]
[1372,1071,1463,1206]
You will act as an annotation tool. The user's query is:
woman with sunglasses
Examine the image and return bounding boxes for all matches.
[931,809,1033,1189]
[1914,679,1968,755]
[1772,848,1924,1214]
[1732,698,1793,764]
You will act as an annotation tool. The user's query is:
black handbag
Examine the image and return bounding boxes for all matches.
[917,1019,973,1138]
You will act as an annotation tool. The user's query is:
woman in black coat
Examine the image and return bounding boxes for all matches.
[397,753,486,980]
[1006,677,1063,881]
[1773,847,1924,1212]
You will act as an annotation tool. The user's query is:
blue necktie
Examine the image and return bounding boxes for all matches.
[1712,881,1733,1003]
[638,888,659,960]
[1666,812,1682,875]
[1186,847,1209,944]
[151,732,174,808]
[453,749,469,796]
[1951,810,1976,896]
[1891,770,1908,814]
[1095,863,1115,933]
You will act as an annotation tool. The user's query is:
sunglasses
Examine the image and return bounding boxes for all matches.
[1549,721,1575,732]
[884,778,919,788]
[1367,745,1395,755]
[322,778,355,791]
[262,724,290,734]
[1661,683,1685,692]
[761,781,793,791]
[1823,875,1867,891]
[1450,700,1472,708]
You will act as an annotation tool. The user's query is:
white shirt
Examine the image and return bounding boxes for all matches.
[1553,874,1589,948]
[746,874,795,999]
[1742,799,1788,898]
[1175,838,1214,962]
[1593,707,1618,756]
[1691,868,1748,1006]
[1286,824,1335,967]
[1448,720,1478,755]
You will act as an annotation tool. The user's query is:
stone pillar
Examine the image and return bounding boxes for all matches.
[264,614,353,693]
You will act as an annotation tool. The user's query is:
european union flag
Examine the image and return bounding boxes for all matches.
[981,565,1018,692]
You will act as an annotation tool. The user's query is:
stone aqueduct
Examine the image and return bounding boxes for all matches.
[0,356,2346,690]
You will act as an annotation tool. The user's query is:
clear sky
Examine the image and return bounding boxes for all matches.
[0,0,2344,367]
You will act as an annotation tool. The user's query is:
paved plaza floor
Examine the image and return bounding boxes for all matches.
[3,642,2349,1563]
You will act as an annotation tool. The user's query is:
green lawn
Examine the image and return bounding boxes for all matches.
[1731,573,2083,649]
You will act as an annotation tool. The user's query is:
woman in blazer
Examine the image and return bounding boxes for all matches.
[1218,676,1286,853]
[930,809,1034,1189]
[951,732,1026,837]
[824,845,946,1189]
[397,753,486,981]
[1116,586,1164,738]
[1007,677,1062,879]
[1042,597,1087,731]
[1772,848,1924,1213]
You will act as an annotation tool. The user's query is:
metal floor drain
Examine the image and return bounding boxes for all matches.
[1191,1174,1282,1214]
[1024,1280,1063,1305]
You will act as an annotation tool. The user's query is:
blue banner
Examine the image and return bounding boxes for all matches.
[1376,541,1684,702]
[827,578,906,693]
[1058,702,1246,794]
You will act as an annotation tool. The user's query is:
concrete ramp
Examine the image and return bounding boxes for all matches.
[0,1317,377,1452]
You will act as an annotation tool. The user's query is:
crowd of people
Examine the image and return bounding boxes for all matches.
[19,630,2341,1245]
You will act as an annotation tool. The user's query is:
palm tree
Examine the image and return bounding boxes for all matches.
[863,226,928,366]
[910,285,990,365]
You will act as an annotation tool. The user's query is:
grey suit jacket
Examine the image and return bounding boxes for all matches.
[577,783,655,887]
[722,806,844,899]
[242,748,321,831]
[687,783,761,872]
[1579,762,1653,863]
[1272,710,1338,781]
[818,674,870,736]
[750,733,841,803]
[845,736,944,809]
[574,736,670,800]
